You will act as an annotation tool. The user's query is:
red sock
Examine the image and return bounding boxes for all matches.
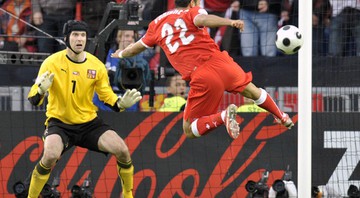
[255,88,283,119]
[191,112,224,137]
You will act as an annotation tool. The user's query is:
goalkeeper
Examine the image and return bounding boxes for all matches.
[27,20,141,198]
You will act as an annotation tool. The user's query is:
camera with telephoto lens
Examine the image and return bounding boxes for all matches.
[13,181,28,198]
[119,67,144,91]
[126,0,140,20]
[117,0,140,21]
[40,173,61,198]
[71,175,93,198]
[13,172,32,198]
[13,172,61,198]
[272,179,286,195]
[348,185,360,198]
[245,170,269,197]
[271,165,293,197]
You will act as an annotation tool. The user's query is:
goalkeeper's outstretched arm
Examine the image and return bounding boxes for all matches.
[104,89,142,112]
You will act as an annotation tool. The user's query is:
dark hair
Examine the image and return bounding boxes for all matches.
[165,73,181,87]
[175,0,191,8]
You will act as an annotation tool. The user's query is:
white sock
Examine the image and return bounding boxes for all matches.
[190,119,201,137]
[254,88,267,105]
[221,110,226,122]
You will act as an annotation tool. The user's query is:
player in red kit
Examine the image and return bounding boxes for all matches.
[112,0,294,139]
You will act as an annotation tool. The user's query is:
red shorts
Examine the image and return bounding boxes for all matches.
[184,51,252,121]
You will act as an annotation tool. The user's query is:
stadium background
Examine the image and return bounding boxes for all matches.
[1,0,360,197]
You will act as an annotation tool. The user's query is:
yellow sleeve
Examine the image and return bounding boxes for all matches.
[95,64,118,106]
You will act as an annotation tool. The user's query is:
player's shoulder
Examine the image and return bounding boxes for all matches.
[189,6,208,15]
[85,52,103,65]
[85,52,106,70]
[187,6,208,24]
[43,50,66,64]
[46,50,65,59]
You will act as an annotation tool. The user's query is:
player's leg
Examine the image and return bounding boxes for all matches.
[183,103,240,139]
[79,118,133,198]
[182,65,239,139]
[98,130,133,198]
[28,132,63,198]
[240,82,294,128]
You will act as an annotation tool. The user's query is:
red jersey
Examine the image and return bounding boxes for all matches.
[140,6,220,80]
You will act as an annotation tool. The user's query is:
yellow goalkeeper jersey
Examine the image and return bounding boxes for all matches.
[28,50,118,125]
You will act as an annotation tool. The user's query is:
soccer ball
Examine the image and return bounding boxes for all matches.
[275,25,304,55]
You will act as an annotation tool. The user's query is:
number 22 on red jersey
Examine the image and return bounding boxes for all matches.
[161,18,195,54]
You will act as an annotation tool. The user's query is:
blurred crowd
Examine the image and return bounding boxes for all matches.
[0,0,359,57]
[0,0,357,56]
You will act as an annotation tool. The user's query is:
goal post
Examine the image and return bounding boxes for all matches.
[298,1,312,197]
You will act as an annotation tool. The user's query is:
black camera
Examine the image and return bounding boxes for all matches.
[118,67,144,91]
[245,170,269,197]
[272,180,288,197]
[71,175,93,198]
[40,183,60,198]
[126,0,140,21]
[348,185,360,198]
[13,181,28,198]
[13,172,32,198]
[271,165,293,197]
[115,0,140,21]
[40,173,61,198]
[13,172,61,198]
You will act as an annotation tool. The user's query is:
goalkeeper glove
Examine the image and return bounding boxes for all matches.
[117,89,142,110]
[35,71,55,95]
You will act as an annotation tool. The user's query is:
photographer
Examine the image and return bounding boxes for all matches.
[93,28,151,111]
[158,73,187,112]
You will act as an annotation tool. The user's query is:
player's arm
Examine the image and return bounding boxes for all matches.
[101,89,142,112]
[111,41,147,59]
[194,14,244,32]
[28,70,54,106]
[95,66,142,112]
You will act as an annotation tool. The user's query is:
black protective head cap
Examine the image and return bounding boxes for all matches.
[63,20,89,36]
